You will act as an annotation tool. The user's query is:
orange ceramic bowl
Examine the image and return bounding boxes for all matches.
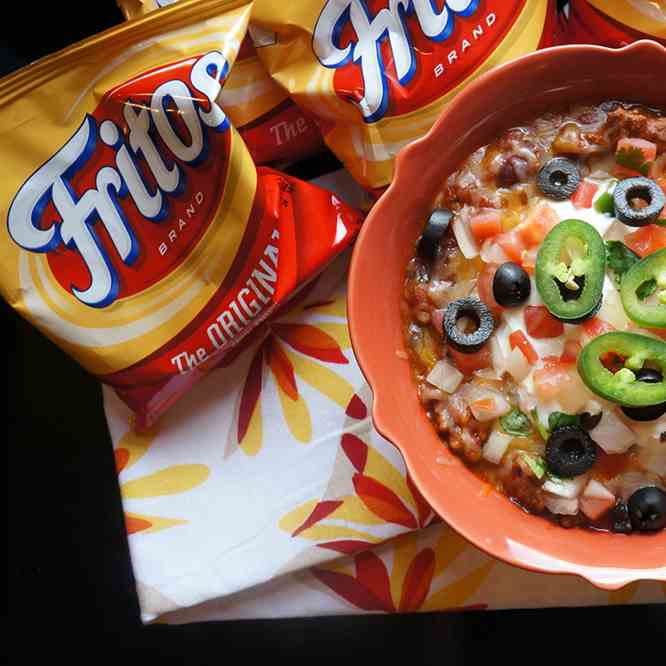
[348,40,666,589]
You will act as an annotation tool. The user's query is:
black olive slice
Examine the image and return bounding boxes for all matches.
[416,208,453,262]
[443,298,494,353]
[492,262,531,307]
[611,500,633,534]
[537,157,581,201]
[627,486,666,532]
[613,177,666,227]
[578,411,603,431]
[621,368,666,422]
[545,425,597,477]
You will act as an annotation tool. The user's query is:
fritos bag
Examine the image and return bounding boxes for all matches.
[251,0,561,192]
[117,0,326,165]
[560,0,666,47]
[0,0,363,430]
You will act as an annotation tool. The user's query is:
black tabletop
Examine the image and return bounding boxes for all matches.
[5,3,664,660]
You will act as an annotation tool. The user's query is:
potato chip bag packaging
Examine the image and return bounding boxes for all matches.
[117,0,326,165]
[560,1,666,47]
[250,0,561,193]
[0,0,363,430]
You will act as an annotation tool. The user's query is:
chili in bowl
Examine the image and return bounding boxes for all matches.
[348,40,666,588]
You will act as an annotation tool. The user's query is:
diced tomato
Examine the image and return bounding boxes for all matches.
[600,351,625,373]
[614,137,657,178]
[516,203,559,247]
[469,210,502,241]
[524,305,565,339]
[509,330,539,364]
[581,317,615,338]
[617,137,658,162]
[448,346,491,375]
[469,398,498,421]
[533,358,573,402]
[613,164,642,179]
[560,339,581,365]
[521,247,539,274]
[647,327,666,340]
[496,229,527,263]
[594,450,633,479]
[571,180,599,209]
[623,224,666,258]
[477,264,503,315]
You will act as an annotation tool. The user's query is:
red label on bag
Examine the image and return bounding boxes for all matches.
[10,53,232,308]
[314,0,526,123]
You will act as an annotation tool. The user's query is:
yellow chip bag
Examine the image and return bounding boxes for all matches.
[561,1,666,48]
[117,0,325,165]
[0,0,363,430]
[251,0,561,192]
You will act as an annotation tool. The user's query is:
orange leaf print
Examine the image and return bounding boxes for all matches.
[125,515,152,535]
[342,434,368,473]
[353,474,418,529]
[398,548,436,612]
[345,393,368,420]
[115,448,130,474]
[318,540,375,554]
[311,568,393,612]
[273,323,348,365]
[267,339,298,400]
[237,346,264,443]
[292,500,344,537]
[355,551,395,612]
[406,472,434,528]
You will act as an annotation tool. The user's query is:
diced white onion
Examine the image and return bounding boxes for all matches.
[452,216,479,258]
[603,220,628,242]
[482,430,513,464]
[544,496,580,515]
[579,496,615,521]
[490,333,507,376]
[527,277,542,305]
[426,360,463,394]
[543,474,588,499]
[474,367,502,381]
[463,384,511,421]
[592,410,636,454]
[480,238,509,264]
[469,396,511,422]
[558,372,593,414]
[517,386,537,415]
[598,279,631,330]
[506,346,530,383]
[583,479,615,501]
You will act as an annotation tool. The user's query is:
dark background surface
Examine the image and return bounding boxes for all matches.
[4,2,664,661]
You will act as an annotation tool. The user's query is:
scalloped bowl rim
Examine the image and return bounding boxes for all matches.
[348,40,666,590]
